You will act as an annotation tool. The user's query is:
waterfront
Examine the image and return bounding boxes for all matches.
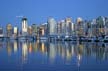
[0,40,108,71]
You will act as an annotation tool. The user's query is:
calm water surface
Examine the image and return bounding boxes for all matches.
[0,40,108,71]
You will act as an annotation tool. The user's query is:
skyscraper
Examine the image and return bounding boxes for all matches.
[6,24,12,37]
[47,17,57,36]
[61,20,66,36]
[40,23,48,37]
[39,24,45,36]
[22,17,28,36]
[96,16,105,37]
[91,19,97,37]
[31,24,37,36]
[105,17,108,36]
[76,17,84,37]
[28,26,32,36]
[13,26,18,38]
[84,20,92,37]
[57,21,62,36]
[0,27,3,38]
[65,17,72,36]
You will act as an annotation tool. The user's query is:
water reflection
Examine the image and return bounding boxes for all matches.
[7,41,12,56]
[22,42,28,63]
[5,41,108,60]
[14,41,18,53]
[0,40,108,70]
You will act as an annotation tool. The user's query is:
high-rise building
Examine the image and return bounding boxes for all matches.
[43,23,48,36]
[31,24,38,36]
[39,23,48,37]
[91,19,97,37]
[96,16,105,37]
[0,27,3,37]
[13,26,18,37]
[57,21,62,36]
[71,22,74,35]
[6,24,13,37]
[105,17,108,36]
[22,17,28,36]
[84,20,92,37]
[47,17,57,36]
[61,20,66,36]
[28,26,33,35]
[76,17,84,37]
[65,17,72,36]
[39,27,45,36]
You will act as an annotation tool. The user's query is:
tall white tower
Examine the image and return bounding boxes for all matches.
[48,17,57,36]
[22,17,28,35]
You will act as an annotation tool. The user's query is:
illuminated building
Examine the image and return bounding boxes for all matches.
[76,17,84,37]
[6,24,13,37]
[31,24,38,36]
[65,17,72,36]
[39,25,45,36]
[91,19,97,37]
[84,21,92,37]
[105,17,108,36]
[47,17,57,36]
[96,16,105,37]
[71,22,75,35]
[28,26,33,35]
[22,17,28,36]
[13,26,18,37]
[61,20,66,36]
[57,21,62,36]
[0,27,3,37]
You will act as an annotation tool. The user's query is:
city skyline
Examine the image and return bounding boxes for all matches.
[0,0,108,71]
[0,0,108,27]
[0,16,108,40]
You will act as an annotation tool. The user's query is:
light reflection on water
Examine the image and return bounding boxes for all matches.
[0,40,108,71]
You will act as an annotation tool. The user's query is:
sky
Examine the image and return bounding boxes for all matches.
[0,0,108,27]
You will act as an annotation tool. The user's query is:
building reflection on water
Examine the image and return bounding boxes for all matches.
[22,42,28,63]
[14,41,18,53]
[7,41,12,56]
[0,40,108,66]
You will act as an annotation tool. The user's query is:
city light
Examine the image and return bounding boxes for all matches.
[0,16,108,42]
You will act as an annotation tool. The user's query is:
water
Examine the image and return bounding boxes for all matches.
[0,40,108,71]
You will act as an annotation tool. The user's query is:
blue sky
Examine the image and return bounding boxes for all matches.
[0,0,108,27]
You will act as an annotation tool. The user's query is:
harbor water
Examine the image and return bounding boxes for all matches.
[0,40,108,71]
